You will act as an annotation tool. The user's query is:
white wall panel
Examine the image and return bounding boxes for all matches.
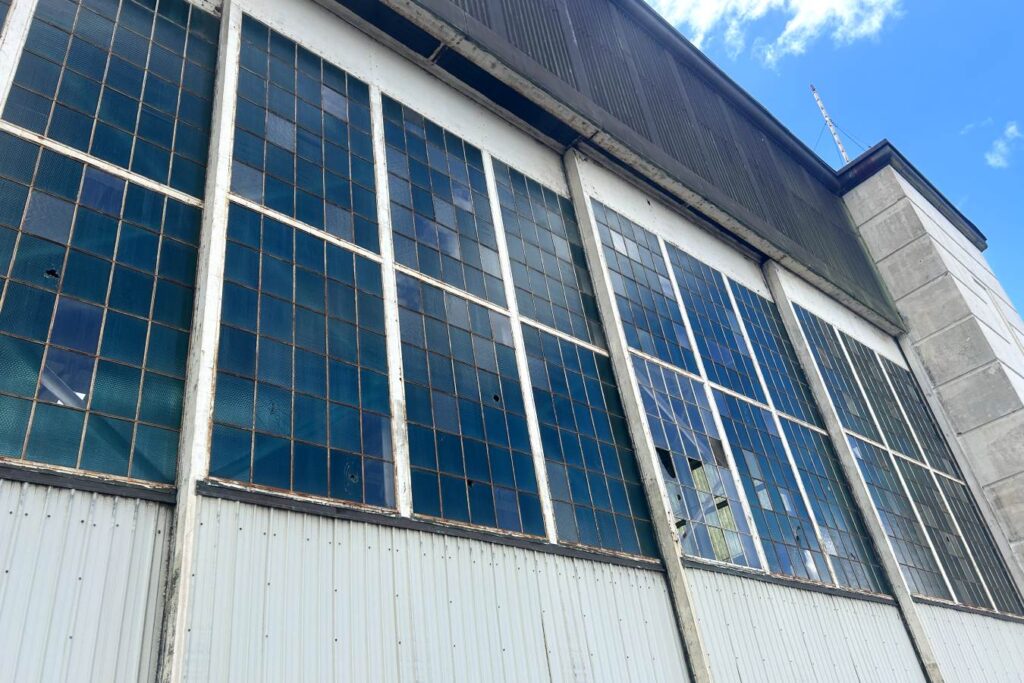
[918,603,1024,682]
[687,567,925,683]
[183,496,689,682]
[0,479,172,682]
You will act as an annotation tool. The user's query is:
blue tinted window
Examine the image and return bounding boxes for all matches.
[796,306,880,441]
[231,16,378,252]
[494,161,602,346]
[731,282,822,426]
[896,458,989,609]
[0,135,198,482]
[881,357,961,476]
[211,202,392,506]
[633,355,758,567]
[523,325,654,555]
[593,201,696,373]
[843,334,921,461]
[669,246,763,402]
[781,419,887,593]
[939,478,1024,615]
[4,0,219,197]
[383,97,505,306]
[850,436,950,599]
[0,1,10,31]
[399,273,540,534]
[715,391,827,581]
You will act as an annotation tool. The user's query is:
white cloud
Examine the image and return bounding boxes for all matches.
[646,0,901,65]
[985,122,1021,168]
[960,117,993,136]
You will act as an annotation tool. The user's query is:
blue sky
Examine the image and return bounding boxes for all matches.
[646,0,1024,308]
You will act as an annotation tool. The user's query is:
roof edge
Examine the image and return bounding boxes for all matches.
[839,141,988,251]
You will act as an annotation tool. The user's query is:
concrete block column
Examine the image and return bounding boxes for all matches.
[843,162,1024,578]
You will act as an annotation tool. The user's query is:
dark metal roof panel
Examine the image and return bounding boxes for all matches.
[333,0,906,326]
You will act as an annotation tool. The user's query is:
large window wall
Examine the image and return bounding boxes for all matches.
[797,305,1023,613]
[0,0,218,487]
[205,13,654,556]
[595,199,888,592]
[0,0,1018,617]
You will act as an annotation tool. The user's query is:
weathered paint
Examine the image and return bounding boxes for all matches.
[0,480,171,682]
[918,603,1024,683]
[687,567,926,682]
[183,496,690,682]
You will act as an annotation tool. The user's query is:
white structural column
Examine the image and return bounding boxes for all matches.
[368,85,413,516]
[720,274,839,585]
[481,150,558,543]
[563,149,712,683]
[158,2,241,681]
[0,0,39,112]
[658,237,770,572]
[834,332,958,602]
[763,260,946,683]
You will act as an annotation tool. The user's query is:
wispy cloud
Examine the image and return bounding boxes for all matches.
[646,0,902,65]
[985,122,1021,168]
[959,117,992,136]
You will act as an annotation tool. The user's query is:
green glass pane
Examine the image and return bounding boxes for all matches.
[25,403,84,467]
[80,414,132,476]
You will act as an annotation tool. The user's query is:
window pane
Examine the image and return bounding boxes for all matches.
[523,325,654,555]
[715,391,827,581]
[782,418,887,593]
[210,202,393,506]
[399,272,540,534]
[796,306,880,441]
[493,160,603,346]
[850,436,950,599]
[3,0,219,197]
[897,459,990,609]
[843,334,921,461]
[881,357,962,476]
[232,16,378,252]
[669,246,763,402]
[731,282,822,427]
[383,95,504,306]
[593,201,696,373]
[632,354,759,567]
[938,478,1024,615]
[0,136,198,483]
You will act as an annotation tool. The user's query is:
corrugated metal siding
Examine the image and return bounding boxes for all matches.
[686,568,925,682]
[918,603,1024,682]
[184,497,689,682]
[0,479,171,682]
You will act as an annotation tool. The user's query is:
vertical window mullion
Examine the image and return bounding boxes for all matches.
[368,82,411,516]
[480,148,557,543]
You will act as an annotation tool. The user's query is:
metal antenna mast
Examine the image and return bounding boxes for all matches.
[810,84,849,165]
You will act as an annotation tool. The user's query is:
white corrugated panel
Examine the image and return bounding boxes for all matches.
[0,479,172,682]
[686,567,925,682]
[918,603,1024,682]
[184,497,690,682]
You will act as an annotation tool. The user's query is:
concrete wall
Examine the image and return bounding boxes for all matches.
[0,480,172,682]
[843,168,1024,572]
[182,496,690,682]
[687,568,925,683]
